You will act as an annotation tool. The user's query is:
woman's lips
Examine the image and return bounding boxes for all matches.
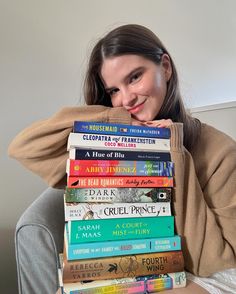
[128,100,146,114]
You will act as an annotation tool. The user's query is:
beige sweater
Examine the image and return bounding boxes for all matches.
[8,105,236,277]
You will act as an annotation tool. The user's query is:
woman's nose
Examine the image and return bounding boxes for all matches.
[121,88,138,107]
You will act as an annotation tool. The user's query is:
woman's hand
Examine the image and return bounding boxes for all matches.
[131,118,147,126]
[131,118,173,128]
[143,119,173,128]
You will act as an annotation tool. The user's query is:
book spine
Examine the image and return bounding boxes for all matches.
[57,268,63,294]
[67,159,174,177]
[146,272,187,291]
[67,176,174,188]
[65,272,186,293]
[62,250,184,282]
[68,216,174,244]
[64,279,145,294]
[65,232,181,260]
[65,187,172,203]
[69,148,171,161]
[67,133,170,152]
[73,121,170,138]
[64,200,172,221]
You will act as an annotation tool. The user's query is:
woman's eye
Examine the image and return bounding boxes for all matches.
[130,72,142,83]
[108,88,119,97]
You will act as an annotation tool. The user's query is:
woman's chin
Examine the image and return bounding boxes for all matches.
[132,114,145,123]
[132,113,155,123]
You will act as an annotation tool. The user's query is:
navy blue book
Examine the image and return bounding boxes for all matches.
[69,148,171,161]
[73,121,170,139]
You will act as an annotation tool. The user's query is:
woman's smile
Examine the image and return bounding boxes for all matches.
[127,99,147,114]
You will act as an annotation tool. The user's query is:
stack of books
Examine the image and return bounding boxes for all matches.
[58,121,186,294]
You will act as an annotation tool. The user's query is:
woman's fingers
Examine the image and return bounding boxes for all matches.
[131,118,147,126]
[144,119,173,128]
[131,118,173,128]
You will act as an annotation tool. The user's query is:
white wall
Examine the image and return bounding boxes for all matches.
[191,102,236,140]
[1,0,236,292]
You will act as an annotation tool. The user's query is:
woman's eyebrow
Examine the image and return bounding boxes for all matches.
[124,66,144,82]
[105,66,144,91]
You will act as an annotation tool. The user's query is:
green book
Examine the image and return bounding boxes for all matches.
[68,216,174,244]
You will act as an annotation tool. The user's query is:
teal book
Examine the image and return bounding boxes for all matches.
[68,216,174,244]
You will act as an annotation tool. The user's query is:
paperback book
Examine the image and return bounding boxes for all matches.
[67,159,174,177]
[69,148,171,161]
[67,176,174,188]
[68,216,174,244]
[67,132,170,152]
[73,121,171,138]
[64,229,181,260]
[64,199,171,221]
[65,187,172,203]
[60,271,186,294]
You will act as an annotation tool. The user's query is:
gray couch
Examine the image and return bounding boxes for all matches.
[15,188,65,294]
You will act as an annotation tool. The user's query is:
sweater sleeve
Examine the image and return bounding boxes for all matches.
[170,123,236,277]
[8,105,131,188]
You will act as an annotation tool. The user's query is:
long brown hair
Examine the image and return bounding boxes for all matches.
[84,24,201,151]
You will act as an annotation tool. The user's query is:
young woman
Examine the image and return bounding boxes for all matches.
[9,24,236,293]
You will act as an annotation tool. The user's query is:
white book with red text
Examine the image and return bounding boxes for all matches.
[67,132,170,152]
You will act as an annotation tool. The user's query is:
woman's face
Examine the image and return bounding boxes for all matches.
[100,54,172,122]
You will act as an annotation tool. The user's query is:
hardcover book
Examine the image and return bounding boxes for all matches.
[67,132,170,152]
[69,148,171,161]
[67,176,174,188]
[65,187,172,203]
[65,187,171,203]
[143,271,187,293]
[67,159,174,177]
[62,248,184,282]
[68,216,174,244]
[64,228,181,260]
[73,121,171,138]
[62,271,186,294]
[64,199,172,221]
[63,279,145,294]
